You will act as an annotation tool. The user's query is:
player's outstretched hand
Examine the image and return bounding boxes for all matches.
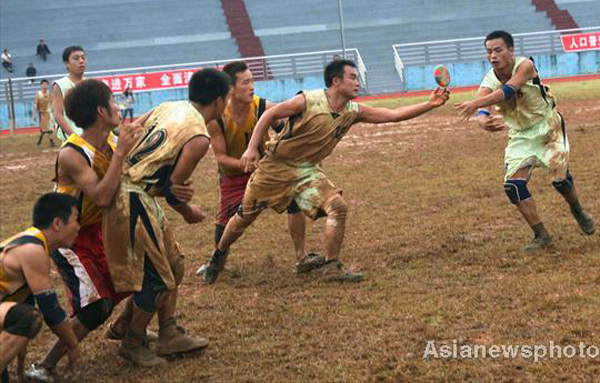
[454,100,479,121]
[116,123,142,155]
[478,114,507,132]
[240,147,259,173]
[183,204,205,224]
[429,87,450,107]
[171,180,194,203]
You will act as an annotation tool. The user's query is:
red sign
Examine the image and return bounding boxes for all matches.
[95,68,207,93]
[560,32,600,52]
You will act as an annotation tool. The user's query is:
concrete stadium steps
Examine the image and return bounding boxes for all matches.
[530,0,579,29]
[245,0,557,94]
[554,0,600,27]
[0,0,239,76]
[220,0,265,58]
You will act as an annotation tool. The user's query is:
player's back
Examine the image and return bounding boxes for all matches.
[0,228,48,303]
[123,101,209,196]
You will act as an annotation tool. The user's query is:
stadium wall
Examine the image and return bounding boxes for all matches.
[0,75,324,130]
[1,50,598,130]
[404,50,599,90]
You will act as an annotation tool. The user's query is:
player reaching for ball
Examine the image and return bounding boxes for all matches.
[454,30,595,252]
[201,59,450,284]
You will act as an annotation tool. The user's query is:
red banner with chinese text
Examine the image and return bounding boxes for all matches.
[95,68,205,93]
[560,32,600,52]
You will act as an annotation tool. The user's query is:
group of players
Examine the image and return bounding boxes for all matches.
[1,29,595,382]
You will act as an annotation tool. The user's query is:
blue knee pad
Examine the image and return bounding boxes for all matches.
[4,303,42,339]
[77,298,114,331]
[504,179,532,204]
[552,170,574,196]
[133,291,161,313]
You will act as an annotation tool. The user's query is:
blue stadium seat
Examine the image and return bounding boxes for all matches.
[245,0,555,93]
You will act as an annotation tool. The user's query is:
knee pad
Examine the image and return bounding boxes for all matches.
[323,195,348,227]
[287,200,301,214]
[504,179,532,204]
[4,303,42,339]
[133,290,166,313]
[76,298,114,331]
[552,170,574,196]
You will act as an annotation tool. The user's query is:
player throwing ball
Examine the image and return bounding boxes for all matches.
[455,30,595,252]
[202,59,449,284]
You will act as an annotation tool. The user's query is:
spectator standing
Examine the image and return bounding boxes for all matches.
[34,80,56,148]
[120,86,135,123]
[37,40,51,61]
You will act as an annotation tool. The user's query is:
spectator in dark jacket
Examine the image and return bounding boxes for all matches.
[36,40,51,61]
[26,63,37,82]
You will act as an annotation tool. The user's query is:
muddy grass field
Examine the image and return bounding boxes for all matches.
[1,80,599,382]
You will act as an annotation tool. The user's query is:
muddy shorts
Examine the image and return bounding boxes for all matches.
[240,159,339,220]
[504,111,569,181]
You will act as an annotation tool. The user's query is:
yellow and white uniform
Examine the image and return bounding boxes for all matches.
[103,101,209,293]
[240,90,360,220]
[480,57,568,180]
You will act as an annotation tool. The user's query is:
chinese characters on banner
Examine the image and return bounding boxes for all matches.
[560,32,600,52]
[95,68,203,93]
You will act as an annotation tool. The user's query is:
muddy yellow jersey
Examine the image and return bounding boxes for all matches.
[264,89,360,165]
[218,95,268,177]
[0,227,49,303]
[480,56,558,132]
[35,91,52,113]
[123,101,209,196]
[54,133,118,226]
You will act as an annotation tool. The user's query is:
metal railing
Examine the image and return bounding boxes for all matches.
[392,26,600,82]
[0,48,367,103]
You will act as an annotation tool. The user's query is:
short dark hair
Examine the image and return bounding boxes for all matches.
[33,192,78,229]
[62,45,85,63]
[40,79,49,84]
[222,61,249,86]
[64,79,112,129]
[324,59,357,87]
[485,30,514,48]
[188,68,231,105]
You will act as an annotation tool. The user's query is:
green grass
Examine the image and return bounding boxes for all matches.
[1,78,599,382]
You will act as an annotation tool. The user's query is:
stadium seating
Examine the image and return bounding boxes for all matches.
[0,0,239,77]
[0,0,575,94]
[554,0,600,27]
[246,0,555,93]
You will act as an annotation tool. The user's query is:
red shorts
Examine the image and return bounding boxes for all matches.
[216,173,252,226]
[51,222,129,316]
